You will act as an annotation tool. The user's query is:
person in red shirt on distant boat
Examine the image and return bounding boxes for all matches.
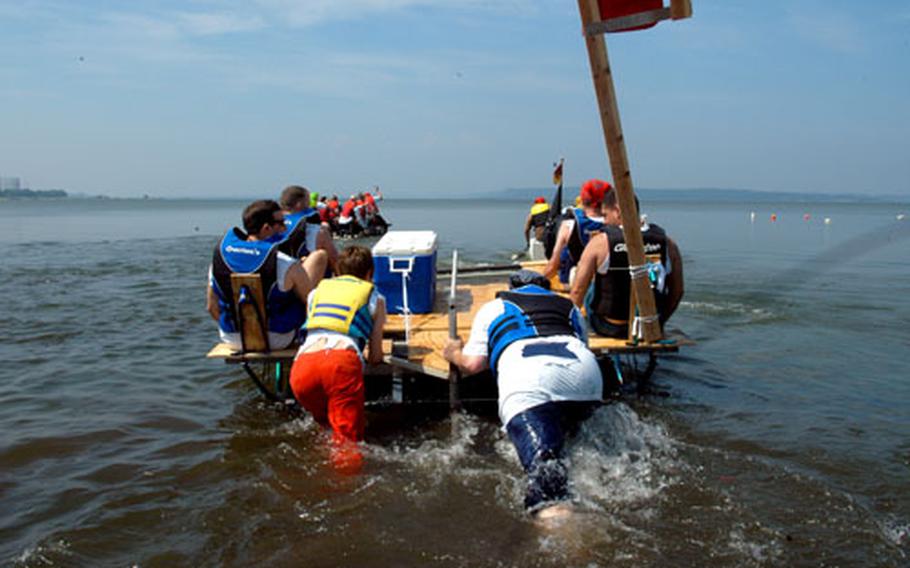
[337,195,357,233]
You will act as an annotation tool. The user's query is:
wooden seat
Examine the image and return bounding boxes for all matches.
[230,273,270,352]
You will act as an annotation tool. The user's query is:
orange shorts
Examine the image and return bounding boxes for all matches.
[290,348,365,444]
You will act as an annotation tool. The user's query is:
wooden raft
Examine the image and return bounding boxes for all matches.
[383,281,690,379]
[208,280,691,380]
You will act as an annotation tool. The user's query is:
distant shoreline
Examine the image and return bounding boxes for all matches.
[2,187,908,205]
[0,189,67,200]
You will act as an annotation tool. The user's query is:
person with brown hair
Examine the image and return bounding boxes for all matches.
[276,185,339,272]
[289,245,387,471]
[206,199,327,349]
[570,191,684,338]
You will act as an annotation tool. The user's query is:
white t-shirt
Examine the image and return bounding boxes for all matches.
[298,287,382,365]
[303,223,320,256]
[463,298,602,426]
[214,251,300,350]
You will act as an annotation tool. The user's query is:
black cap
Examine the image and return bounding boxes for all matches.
[509,270,551,290]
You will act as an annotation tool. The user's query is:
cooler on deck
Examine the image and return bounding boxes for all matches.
[372,231,438,314]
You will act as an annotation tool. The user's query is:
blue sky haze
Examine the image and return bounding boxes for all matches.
[1,1,908,198]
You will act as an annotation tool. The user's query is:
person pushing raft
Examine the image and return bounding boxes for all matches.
[443,270,602,517]
[290,245,387,472]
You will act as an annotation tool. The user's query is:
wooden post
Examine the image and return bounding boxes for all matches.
[577,0,662,343]
[670,0,693,20]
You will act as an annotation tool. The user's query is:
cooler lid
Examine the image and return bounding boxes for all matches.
[372,230,438,255]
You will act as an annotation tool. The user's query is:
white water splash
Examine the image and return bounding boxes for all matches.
[570,403,679,511]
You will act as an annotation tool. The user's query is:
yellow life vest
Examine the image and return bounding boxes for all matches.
[530,202,550,217]
[305,275,374,346]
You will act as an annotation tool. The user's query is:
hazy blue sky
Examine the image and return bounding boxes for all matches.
[1,1,908,198]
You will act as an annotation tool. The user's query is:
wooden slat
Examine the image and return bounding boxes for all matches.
[230,273,269,352]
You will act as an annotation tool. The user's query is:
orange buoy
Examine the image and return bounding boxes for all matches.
[770,213,778,222]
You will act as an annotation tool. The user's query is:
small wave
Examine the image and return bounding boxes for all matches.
[366,415,481,474]
[14,538,72,567]
[570,403,679,510]
[682,300,777,322]
[879,516,909,549]
[726,524,784,564]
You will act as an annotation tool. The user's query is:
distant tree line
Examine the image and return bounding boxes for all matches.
[0,189,68,199]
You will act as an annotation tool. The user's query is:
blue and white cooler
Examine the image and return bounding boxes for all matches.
[372,231,438,314]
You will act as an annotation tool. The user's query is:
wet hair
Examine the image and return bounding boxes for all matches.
[337,245,374,280]
[242,199,281,235]
[279,185,309,210]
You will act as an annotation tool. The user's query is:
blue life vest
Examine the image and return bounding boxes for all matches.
[559,208,604,283]
[487,285,581,374]
[567,208,605,262]
[276,208,322,258]
[210,228,306,336]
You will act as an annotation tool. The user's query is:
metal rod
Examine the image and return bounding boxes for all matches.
[448,249,461,412]
[438,263,522,276]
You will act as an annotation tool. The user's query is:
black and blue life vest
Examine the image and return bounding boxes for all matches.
[566,208,605,263]
[275,208,322,258]
[210,228,306,336]
[592,223,669,323]
[486,285,581,374]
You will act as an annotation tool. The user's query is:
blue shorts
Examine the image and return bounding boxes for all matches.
[505,400,599,512]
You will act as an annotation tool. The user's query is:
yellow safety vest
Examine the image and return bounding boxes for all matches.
[305,275,374,346]
[530,203,550,217]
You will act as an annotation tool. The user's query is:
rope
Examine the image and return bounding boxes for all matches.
[628,263,649,281]
[631,314,659,340]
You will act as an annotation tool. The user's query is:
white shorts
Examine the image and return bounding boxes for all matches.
[496,336,603,427]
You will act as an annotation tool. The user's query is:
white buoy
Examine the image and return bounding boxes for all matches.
[898,213,906,221]
[750,211,756,223]
[824,217,832,225]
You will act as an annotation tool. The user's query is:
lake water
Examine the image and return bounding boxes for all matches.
[1,197,908,566]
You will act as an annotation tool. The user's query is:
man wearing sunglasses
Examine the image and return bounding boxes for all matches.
[207,199,327,350]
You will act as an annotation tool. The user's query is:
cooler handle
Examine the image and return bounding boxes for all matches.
[389,256,414,274]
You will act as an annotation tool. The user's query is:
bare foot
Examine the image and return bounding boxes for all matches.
[534,502,574,521]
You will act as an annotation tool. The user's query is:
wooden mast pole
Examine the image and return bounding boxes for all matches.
[577,0,662,343]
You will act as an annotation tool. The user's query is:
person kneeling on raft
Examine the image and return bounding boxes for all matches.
[443,270,603,516]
